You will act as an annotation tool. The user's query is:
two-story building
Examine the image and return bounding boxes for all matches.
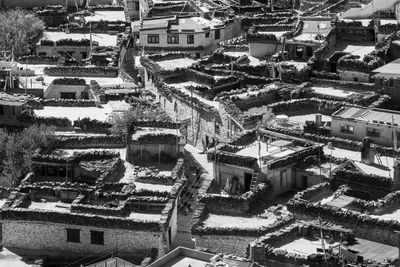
[132,15,226,56]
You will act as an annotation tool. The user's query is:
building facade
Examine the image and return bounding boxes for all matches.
[332,105,400,147]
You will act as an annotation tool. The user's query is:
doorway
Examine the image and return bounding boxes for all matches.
[302,175,308,189]
[60,92,76,99]
[244,172,252,191]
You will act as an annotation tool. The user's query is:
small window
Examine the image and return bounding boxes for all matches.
[0,105,3,115]
[215,29,220,40]
[90,230,104,245]
[174,101,178,112]
[340,124,354,134]
[134,2,139,10]
[389,78,394,87]
[187,34,194,44]
[366,127,380,137]
[66,228,80,243]
[164,99,166,108]
[353,77,358,82]
[167,34,179,44]
[148,34,159,44]
[205,32,210,38]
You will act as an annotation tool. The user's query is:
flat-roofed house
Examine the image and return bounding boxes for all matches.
[332,105,400,147]
[132,15,226,55]
[372,58,400,103]
[0,92,32,126]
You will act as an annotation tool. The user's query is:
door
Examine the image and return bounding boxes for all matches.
[244,172,252,191]
[302,175,308,189]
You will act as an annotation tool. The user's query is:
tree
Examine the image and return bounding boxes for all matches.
[110,103,173,136]
[0,125,55,186]
[0,9,44,57]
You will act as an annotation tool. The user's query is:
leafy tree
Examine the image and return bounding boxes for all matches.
[0,125,54,186]
[0,9,44,57]
[110,103,173,136]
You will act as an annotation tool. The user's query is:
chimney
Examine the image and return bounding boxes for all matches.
[393,159,400,190]
[361,137,375,165]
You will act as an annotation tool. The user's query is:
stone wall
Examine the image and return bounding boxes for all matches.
[2,221,161,258]
[195,235,254,257]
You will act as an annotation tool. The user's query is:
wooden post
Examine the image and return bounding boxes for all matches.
[158,144,161,163]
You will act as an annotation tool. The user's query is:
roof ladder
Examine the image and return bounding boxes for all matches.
[250,172,259,190]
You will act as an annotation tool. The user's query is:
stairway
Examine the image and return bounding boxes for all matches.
[250,172,259,190]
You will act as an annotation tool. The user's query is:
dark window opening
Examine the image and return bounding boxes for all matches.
[187,34,194,44]
[205,32,210,38]
[366,127,380,137]
[67,228,80,243]
[215,29,220,40]
[0,105,3,115]
[90,230,104,245]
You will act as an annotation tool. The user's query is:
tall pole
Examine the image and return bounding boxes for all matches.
[25,62,28,94]
[191,87,194,146]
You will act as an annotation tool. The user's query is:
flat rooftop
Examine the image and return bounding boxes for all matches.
[39,31,118,47]
[235,140,300,160]
[131,127,179,140]
[156,58,197,71]
[84,10,126,22]
[0,92,31,106]
[28,201,71,213]
[333,105,400,125]
[372,58,400,77]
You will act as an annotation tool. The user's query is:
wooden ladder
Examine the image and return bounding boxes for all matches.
[376,153,383,165]
[250,172,259,190]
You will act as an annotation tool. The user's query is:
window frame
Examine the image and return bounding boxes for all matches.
[187,34,194,44]
[66,228,80,243]
[147,34,159,44]
[167,34,179,44]
[90,230,104,245]
[340,124,354,134]
[205,32,210,38]
[366,127,380,138]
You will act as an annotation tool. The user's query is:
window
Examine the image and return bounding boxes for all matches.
[167,34,179,44]
[90,230,104,245]
[187,34,194,44]
[148,34,159,44]
[366,127,380,137]
[215,29,220,40]
[66,228,80,243]
[134,2,139,11]
[205,32,210,38]
[353,77,358,82]
[174,101,178,112]
[0,105,3,115]
[340,124,354,134]
[164,99,166,108]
